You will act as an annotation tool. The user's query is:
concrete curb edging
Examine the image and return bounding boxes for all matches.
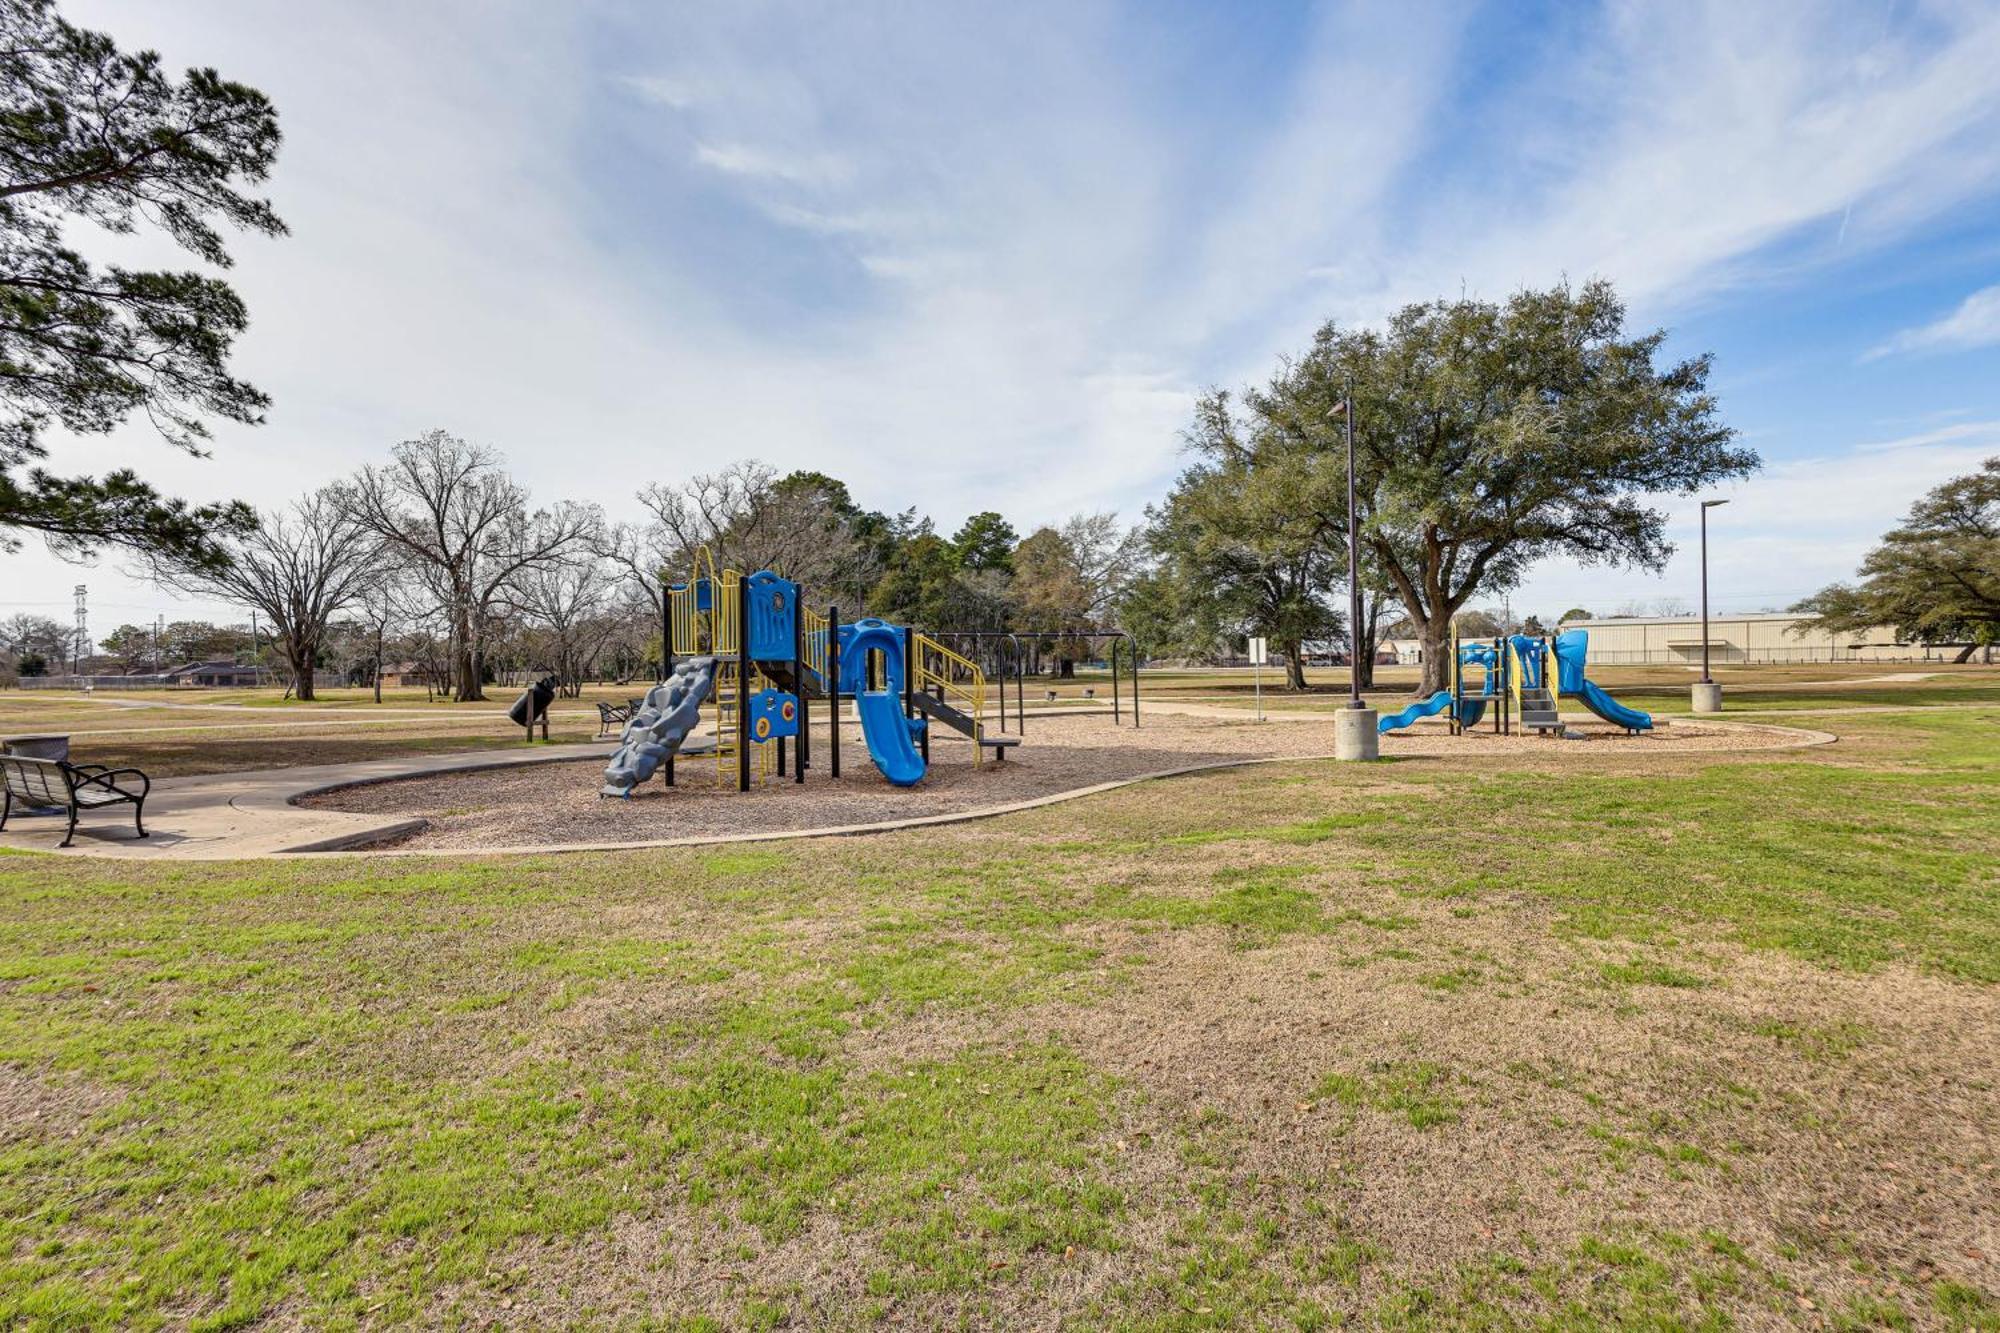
[290,716,1840,859]
[285,754,1341,858]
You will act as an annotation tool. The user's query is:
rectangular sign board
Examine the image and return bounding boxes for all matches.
[1249,637,1268,665]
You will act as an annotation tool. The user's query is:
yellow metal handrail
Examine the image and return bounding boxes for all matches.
[670,546,731,657]
[800,604,829,682]
[912,632,987,766]
[712,566,741,657]
[1505,637,1523,724]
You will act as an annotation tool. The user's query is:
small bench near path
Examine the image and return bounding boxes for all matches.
[0,754,151,848]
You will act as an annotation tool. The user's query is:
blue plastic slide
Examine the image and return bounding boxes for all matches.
[1572,678,1652,731]
[837,618,928,786]
[1553,630,1652,732]
[1378,689,1454,734]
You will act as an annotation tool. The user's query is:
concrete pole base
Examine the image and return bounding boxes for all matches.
[1335,706,1380,761]
[1691,682,1723,714]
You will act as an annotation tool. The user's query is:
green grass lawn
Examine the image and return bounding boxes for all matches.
[1,710,1996,1328]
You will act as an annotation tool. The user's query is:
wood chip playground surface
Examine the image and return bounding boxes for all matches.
[300,710,1823,851]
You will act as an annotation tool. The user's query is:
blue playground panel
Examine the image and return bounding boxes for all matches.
[747,688,800,743]
[745,570,798,662]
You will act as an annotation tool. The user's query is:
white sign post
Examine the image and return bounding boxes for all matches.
[1249,636,1268,721]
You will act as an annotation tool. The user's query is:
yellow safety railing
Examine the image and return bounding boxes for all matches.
[800,604,830,684]
[712,567,741,657]
[912,632,988,766]
[1505,636,1523,726]
[669,547,733,657]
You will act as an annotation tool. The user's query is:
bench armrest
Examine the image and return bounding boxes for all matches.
[70,767,150,800]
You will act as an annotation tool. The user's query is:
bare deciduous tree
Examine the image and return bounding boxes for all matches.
[621,461,883,606]
[344,431,600,701]
[153,486,376,700]
[512,553,624,697]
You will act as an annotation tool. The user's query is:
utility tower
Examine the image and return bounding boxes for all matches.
[72,584,88,675]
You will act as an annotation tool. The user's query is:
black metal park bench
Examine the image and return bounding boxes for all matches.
[0,755,151,848]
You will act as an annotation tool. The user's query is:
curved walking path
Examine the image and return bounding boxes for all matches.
[0,742,626,859]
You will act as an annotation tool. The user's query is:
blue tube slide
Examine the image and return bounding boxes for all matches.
[1553,629,1652,731]
[837,618,928,786]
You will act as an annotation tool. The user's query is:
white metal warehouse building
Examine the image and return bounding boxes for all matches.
[1561,613,1955,665]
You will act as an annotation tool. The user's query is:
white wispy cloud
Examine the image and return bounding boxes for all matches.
[1866,283,2000,359]
[691,141,852,188]
[13,0,2000,628]
[1516,422,2000,616]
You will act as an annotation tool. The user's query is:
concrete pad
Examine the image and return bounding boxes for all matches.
[0,741,627,859]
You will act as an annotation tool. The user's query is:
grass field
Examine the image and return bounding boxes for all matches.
[1,695,1995,1327]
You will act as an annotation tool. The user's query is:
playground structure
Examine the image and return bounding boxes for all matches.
[1378,627,1652,736]
[600,550,1018,798]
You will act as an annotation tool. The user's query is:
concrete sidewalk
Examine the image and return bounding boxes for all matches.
[0,741,627,859]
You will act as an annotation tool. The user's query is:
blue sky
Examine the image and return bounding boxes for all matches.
[8,0,2000,634]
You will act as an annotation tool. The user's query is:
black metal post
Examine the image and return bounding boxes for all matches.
[1131,633,1140,729]
[737,578,751,793]
[660,579,672,685]
[1015,635,1027,733]
[904,625,927,765]
[1342,380,1363,710]
[1701,503,1712,685]
[793,593,806,783]
[660,579,676,786]
[828,606,843,780]
[1111,638,1122,724]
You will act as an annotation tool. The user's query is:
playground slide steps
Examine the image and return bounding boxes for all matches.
[1518,686,1563,731]
[911,690,1021,753]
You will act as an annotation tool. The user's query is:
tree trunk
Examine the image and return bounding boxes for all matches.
[1354,597,1381,689]
[1283,643,1307,690]
[1952,642,1977,664]
[454,643,484,702]
[285,636,317,702]
[1058,658,1075,679]
[1418,618,1450,695]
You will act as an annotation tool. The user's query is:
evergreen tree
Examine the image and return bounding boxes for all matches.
[1,0,284,566]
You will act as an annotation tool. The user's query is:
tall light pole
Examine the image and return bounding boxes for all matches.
[1694,498,1729,713]
[1333,381,1363,707]
[1331,381,1377,758]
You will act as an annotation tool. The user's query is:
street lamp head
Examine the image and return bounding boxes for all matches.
[1700,498,1730,509]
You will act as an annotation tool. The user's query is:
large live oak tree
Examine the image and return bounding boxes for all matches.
[1792,457,1999,661]
[1,0,282,566]
[1233,280,1756,694]
[1148,391,1348,689]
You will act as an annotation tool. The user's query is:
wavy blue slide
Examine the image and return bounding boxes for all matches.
[1378,689,1454,734]
[838,618,929,786]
